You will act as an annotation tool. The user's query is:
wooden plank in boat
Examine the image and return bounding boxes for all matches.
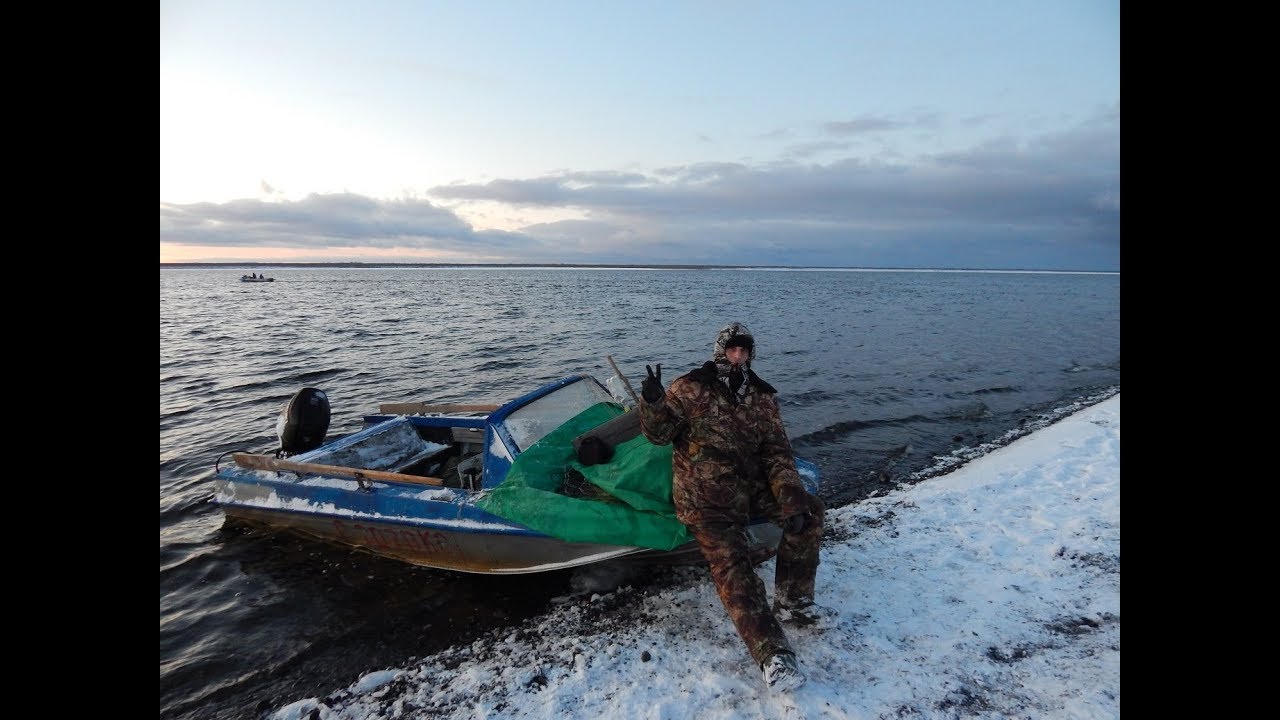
[378,402,499,415]
[233,453,447,487]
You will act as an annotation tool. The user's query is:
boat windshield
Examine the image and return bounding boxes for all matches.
[504,378,617,453]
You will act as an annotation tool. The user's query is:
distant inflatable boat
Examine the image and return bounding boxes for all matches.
[240,275,275,282]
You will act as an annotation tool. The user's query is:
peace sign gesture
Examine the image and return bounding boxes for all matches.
[641,363,664,403]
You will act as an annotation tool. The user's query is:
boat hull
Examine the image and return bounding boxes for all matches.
[220,503,646,573]
[213,472,784,573]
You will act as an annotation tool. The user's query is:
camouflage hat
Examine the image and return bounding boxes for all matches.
[715,322,756,360]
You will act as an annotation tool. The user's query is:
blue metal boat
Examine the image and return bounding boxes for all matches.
[213,374,820,574]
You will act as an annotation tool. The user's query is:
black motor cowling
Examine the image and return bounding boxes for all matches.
[276,387,330,456]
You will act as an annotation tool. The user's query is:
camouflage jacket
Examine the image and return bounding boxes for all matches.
[639,361,809,526]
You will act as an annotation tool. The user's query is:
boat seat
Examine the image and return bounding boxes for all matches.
[390,443,453,474]
[451,426,485,452]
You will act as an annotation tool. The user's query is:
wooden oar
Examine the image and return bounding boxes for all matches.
[377,402,499,415]
[232,453,446,487]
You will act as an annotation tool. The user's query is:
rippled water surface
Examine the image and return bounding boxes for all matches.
[160,267,1119,719]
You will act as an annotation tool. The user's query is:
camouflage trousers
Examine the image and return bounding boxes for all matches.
[691,492,825,667]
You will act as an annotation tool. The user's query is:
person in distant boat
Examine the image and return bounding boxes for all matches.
[638,321,826,693]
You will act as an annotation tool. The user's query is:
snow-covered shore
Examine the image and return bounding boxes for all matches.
[274,395,1120,720]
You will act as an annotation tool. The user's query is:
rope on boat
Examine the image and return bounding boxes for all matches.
[214,448,264,474]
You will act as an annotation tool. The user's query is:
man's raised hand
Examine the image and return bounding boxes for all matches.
[641,364,664,403]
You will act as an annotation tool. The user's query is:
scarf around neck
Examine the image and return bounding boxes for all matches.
[714,356,751,400]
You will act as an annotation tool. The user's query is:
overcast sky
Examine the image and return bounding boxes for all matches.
[160,1,1120,270]
[268,394,1120,719]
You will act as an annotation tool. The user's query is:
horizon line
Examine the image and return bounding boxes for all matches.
[160,261,1119,274]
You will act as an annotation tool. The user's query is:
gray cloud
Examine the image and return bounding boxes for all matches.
[161,193,491,251]
[161,110,1119,270]
[781,140,854,160]
[821,115,909,135]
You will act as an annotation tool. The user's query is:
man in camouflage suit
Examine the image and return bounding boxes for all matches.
[639,321,825,692]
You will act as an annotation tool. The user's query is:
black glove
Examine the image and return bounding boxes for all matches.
[641,363,664,403]
[784,513,808,534]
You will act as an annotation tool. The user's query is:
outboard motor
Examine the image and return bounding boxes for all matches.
[276,388,330,456]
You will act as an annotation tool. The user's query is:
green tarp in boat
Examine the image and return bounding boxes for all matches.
[475,402,692,550]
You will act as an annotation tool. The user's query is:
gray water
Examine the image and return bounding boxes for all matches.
[159,266,1119,719]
